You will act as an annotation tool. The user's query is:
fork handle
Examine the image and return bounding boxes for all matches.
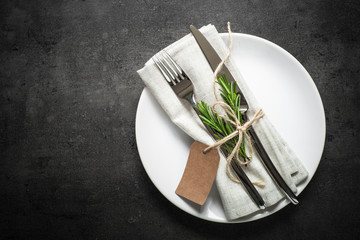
[247,126,299,205]
[192,106,266,209]
[230,159,265,209]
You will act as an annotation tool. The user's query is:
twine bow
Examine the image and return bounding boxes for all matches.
[203,103,264,183]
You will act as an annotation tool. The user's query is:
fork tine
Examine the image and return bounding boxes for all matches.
[162,51,185,80]
[152,55,176,85]
[159,52,181,83]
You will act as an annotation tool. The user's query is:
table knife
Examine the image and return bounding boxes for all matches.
[190,25,299,205]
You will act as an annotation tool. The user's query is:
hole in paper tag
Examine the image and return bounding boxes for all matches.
[175,141,220,205]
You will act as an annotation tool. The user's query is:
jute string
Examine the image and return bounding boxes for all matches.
[204,22,265,186]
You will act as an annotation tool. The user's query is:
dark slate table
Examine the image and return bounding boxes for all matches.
[1,1,359,239]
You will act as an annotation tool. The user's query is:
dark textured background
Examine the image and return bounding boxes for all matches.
[1,0,359,239]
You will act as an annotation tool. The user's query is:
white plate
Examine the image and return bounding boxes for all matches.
[135,33,326,223]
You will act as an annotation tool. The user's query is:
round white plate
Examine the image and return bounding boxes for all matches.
[135,33,325,223]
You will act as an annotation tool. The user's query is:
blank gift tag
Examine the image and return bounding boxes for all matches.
[175,141,220,205]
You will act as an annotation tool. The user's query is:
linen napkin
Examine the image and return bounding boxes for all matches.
[137,24,308,220]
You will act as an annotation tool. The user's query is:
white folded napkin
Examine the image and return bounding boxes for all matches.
[137,24,308,220]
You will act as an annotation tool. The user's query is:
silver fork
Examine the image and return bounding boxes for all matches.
[152,51,266,209]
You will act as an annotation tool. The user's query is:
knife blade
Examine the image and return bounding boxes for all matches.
[190,25,299,205]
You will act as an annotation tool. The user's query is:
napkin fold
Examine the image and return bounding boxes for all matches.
[137,24,308,220]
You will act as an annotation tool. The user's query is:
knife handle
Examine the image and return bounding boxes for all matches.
[247,127,299,205]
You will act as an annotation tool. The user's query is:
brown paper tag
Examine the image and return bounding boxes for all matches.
[175,141,220,205]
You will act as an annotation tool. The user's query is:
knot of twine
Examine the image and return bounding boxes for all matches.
[204,22,265,186]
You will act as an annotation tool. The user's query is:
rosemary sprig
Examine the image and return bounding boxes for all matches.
[195,74,250,159]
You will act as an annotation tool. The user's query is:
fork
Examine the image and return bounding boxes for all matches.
[152,51,266,209]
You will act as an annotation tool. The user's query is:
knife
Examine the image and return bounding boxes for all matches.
[190,25,299,205]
